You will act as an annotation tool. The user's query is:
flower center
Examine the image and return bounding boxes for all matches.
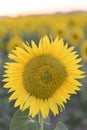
[23,54,67,99]
[85,47,87,55]
[73,34,78,40]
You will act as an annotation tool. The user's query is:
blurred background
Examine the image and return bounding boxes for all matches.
[0,0,87,130]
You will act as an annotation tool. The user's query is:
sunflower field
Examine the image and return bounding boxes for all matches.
[0,13,87,130]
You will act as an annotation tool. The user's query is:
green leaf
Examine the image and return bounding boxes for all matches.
[44,117,50,130]
[53,122,68,130]
[10,109,40,130]
[44,116,50,125]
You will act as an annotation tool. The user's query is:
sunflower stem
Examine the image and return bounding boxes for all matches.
[38,113,44,130]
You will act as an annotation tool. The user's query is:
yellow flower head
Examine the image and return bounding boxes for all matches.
[52,23,66,38]
[7,35,24,52]
[3,36,84,118]
[66,28,84,46]
[81,40,87,61]
[0,27,7,39]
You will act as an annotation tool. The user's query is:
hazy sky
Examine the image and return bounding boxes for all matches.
[0,0,87,16]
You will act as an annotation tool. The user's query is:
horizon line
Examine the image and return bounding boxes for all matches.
[0,10,87,18]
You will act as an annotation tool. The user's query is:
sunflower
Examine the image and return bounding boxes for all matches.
[0,26,7,39]
[7,35,24,53]
[3,36,84,118]
[66,28,84,46]
[52,23,66,39]
[81,40,87,61]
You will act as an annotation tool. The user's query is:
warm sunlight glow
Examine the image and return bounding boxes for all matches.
[0,0,87,16]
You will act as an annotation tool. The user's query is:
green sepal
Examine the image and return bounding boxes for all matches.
[10,109,40,130]
[53,122,68,130]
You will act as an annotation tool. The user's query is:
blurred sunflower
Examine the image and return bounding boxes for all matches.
[66,28,84,46]
[81,40,87,61]
[0,27,7,40]
[3,36,84,118]
[52,23,66,38]
[0,42,6,51]
[7,35,24,52]
[68,19,76,27]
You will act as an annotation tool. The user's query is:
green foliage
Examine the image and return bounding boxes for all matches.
[10,109,40,130]
[53,122,68,130]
